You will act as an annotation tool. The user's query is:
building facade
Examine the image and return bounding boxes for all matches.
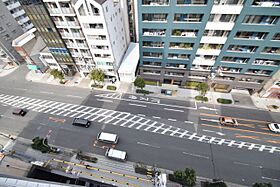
[0,0,24,67]
[138,0,280,93]
[19,0,78,75]
[2,0,33,32]
[19,0,128,78]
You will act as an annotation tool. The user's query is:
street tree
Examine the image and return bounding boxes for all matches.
[173,168,196,187]
[90,69,105,86]
[134,77,145,90]
[197,82,209,96]
[50,69,64,81]
[253,183,272,187]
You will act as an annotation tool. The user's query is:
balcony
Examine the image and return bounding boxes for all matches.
[168,54,189,60]
[143,70,161,75]
[174,14,203,22]
[261,47,280,55]
[221,67,242,73]
[221,57,248,64]
[165,72,184,77]
[143,30,165,37]
[55,21,68,27]
[252,59,280,66]
[142,0,169,5]
[234,32,267,40]
[6,2,21,10]
[143,52,163,59]
[66,43,76,48]
[166,64,186,69]
[172,30,197,37]
[252,1,280,7]
[176,0,207,5]
[169,43,193,50]
[72,33,85,38]
[142,14,168,22]
[67,21,80,27]
[12,9,25,18]
[227,45,257,53]
[143,61,162,67]
[61,32,72,38]
[191,65,212,71]
[143,42,164,48]
[61,8,75,14]
[243,15,278,25]
[77,43,88,48]
[18,17,30,25]
[48,8,61,14]
[245,69,272,76]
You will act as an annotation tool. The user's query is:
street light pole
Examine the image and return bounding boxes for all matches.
[209,143,217,179]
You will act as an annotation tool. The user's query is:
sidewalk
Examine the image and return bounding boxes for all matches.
[0,137,247,187]
[1,66,278,113]
[0,64,18,77]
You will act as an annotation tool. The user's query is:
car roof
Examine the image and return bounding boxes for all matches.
[224,117,234,123]
[99,132,117,141]
[107,148,126,159]
[73,118,88,124]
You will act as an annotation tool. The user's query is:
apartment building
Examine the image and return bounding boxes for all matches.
[1,0,33,32]
[0,0,24,67]
[138,0,280,93]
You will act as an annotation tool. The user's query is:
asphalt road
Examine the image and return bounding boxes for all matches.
[0,66,279,186]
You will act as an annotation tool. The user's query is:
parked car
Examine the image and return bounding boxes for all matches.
[12,108,27,116]
[72,118,91,128]
[219,117,238,127]
[267,123,280,133]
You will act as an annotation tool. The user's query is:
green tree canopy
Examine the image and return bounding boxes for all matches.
[197,82,209,96]
[253,183,272,187]
[173,168,196,187]
[50,69,64,81]
[90,69,105,85]
[134,77,145,90]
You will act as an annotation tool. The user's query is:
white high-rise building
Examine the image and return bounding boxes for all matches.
[43,0,129,79]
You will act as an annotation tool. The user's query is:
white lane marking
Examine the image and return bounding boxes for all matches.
[234,161,263,169]
[184,121,194,124]
[66,95,83,99]
[202,129,225,136]
[40,91,54,95]
[163,108,184,113]
[1,116,15,120]
[168,118,177,122]
[182,152,209,159]
[261,176,280,182]
[14,88,27,91]
[200,118,219,123]
[137,142,160,149]
[152,116,161,119]
[96,94,196,110]
[96,99,113,103]
[138,114,146,117]
[128,103,147,108]
[199,106,218,111]
[1,104,7,106]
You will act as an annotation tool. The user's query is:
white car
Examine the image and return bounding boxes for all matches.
[267,123,280,133]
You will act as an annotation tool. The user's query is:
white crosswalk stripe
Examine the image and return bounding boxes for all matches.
[0,93,279,154]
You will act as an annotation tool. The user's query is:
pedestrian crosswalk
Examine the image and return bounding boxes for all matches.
[0,93,280,154]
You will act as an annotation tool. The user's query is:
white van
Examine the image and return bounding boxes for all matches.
[97,132,119,144]
[105,148,127,161]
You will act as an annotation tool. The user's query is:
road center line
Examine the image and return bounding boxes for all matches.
[168,118,177,122]
[261,176,280,182]
[66,95,83,99]
[40,91,54,95]
[128,103,147,108]
[182,152,209,159]
[96,99,113,103]
[137,142,160,149]
[152,116,161,119]
[14,88,27,91]
[234,161,262,168]
[164,108,184,112]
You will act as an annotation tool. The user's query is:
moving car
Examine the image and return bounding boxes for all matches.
[219,117,238,127]
[267,123,280,133]
[97,132,119,144]
[12,108,27,116]
[105,148,127,161]
[72,118,91,128]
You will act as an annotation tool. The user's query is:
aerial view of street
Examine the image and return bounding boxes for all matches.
[0,0,280,187]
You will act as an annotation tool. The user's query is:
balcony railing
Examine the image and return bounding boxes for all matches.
[48,8,61,14]
[252,1,280,7]
[143,31,165,36]
[142,0,169,5]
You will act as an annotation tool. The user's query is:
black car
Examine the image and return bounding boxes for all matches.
[72,118,91,128]
[12,108,27,116]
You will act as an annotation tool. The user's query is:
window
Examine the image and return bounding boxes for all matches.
[243,15,278,25]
